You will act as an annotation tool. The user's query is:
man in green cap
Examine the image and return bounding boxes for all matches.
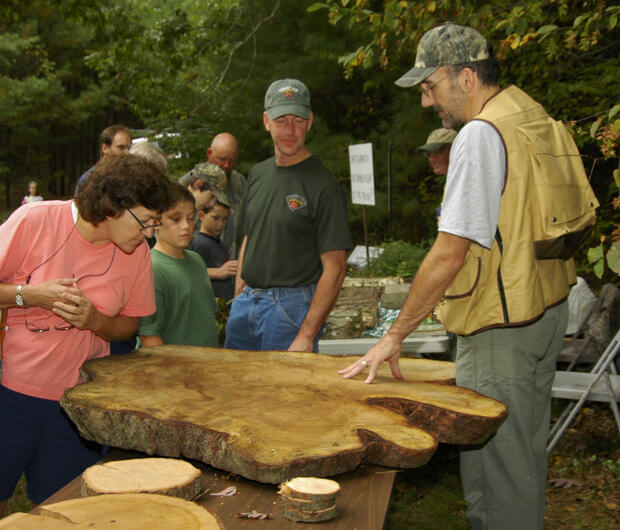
[225,78,352,353]
[418,127,457,177]
[339,23,598,530]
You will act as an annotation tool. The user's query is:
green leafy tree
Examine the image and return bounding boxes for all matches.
[0,0,128,207]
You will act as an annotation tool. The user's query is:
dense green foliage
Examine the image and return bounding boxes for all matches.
[1,0,618,272]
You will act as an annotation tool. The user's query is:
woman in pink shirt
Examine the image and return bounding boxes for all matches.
[0,154,172,511]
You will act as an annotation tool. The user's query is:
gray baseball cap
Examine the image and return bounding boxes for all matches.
[418,128,458,151]
[264,78,311,119]
[396,23,491,87]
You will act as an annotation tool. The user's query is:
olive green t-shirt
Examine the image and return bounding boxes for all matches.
[239,155,352,288]
[139,249,219,346]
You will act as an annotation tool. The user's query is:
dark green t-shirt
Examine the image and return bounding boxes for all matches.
[239,155,352,288]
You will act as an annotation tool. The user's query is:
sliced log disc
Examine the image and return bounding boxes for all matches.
[279,477,341,501]
[31,493,222,529]
[61,346,507,483]
[81,457,202,499]
[279,476,341,522]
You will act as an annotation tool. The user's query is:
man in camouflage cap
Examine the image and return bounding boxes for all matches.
[418,128,457,176]
[340,23,597,530]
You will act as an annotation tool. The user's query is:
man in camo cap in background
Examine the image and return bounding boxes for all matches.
[340,23,597,530]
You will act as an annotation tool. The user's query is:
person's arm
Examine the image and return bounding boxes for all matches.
[0,279,138,341]
[0,280,71,310]
[234,235,248,296]
[140,335,164,347]
[339,232,471,383]
[50,283,140,341]
[208,260,238,280]
[288,249,347,353]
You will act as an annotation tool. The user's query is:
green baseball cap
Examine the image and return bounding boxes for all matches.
[264,78,311,119]
[418,128,458,151]
[396,23,490,87]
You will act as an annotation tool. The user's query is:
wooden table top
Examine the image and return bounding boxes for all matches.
[34,450,397,530]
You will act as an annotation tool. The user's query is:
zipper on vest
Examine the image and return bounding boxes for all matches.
[495,229,510,323]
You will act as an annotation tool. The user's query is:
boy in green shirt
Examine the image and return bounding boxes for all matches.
[139,183,219,347]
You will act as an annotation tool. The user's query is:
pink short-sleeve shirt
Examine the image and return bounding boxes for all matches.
[0,200,155,400]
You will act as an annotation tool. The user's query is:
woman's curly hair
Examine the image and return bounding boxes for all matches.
[75,154,173,224]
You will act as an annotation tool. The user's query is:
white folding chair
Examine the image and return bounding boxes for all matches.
[547,328,620,453]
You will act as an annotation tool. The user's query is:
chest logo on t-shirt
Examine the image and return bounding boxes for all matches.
[286,194,307,211]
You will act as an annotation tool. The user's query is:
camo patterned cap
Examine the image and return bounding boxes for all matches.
[178,162,229,206]
[395,23,490,87]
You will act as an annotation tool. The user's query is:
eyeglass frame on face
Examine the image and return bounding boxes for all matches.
[420,73,451,97]
[127,208,161,233]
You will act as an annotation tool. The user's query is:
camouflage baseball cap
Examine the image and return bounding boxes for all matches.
[395,23,490,87]
[418,128,458,151]
[264,78,311,120]
[178,163,229,206]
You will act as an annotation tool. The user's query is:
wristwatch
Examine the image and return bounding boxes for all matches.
[16,285,24,307]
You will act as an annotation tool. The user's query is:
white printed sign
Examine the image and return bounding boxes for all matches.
[349,143,375,206]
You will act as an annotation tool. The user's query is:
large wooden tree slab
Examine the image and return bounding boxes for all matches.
[61,347,506,484]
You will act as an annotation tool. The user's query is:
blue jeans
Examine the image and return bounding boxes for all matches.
[224,285,323,352]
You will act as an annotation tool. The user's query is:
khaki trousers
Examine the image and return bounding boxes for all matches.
[456,302,568,530]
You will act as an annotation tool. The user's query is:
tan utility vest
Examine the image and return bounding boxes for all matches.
[438,85,598,336]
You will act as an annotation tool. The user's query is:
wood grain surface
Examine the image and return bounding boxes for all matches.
[61,346,506,483]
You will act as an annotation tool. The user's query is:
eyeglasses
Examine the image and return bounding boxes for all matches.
[127,208,161,232]
[25,311,74,332]
[420,73,450,97]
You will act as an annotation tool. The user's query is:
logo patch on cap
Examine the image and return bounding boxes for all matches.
[279,86,299,99]
[286,194,307,211]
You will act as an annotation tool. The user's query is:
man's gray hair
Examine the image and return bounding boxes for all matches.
[129,141,167,171]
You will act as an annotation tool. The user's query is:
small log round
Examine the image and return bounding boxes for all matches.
[279,477,341,501]
[81,458,202,500]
